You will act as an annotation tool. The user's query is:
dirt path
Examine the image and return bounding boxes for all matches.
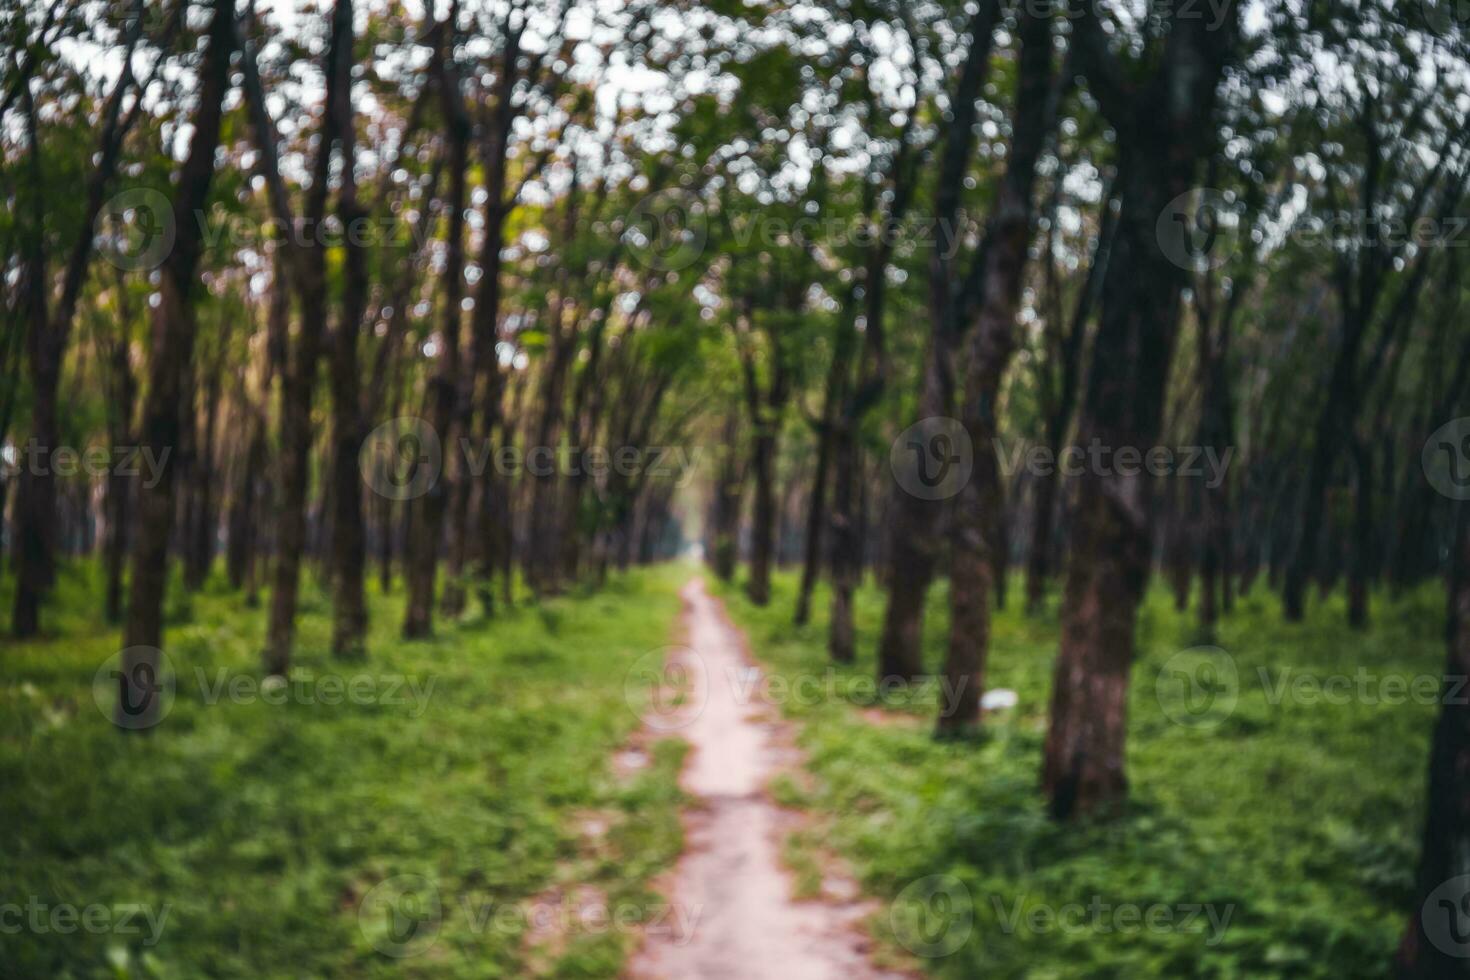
[629,577,902,980]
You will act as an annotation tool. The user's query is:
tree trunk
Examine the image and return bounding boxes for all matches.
[1196,312,1234,635]
[938,4,1053,736]
[793,416,834,625]
[827,426,861,663]
[876,0,999,683]
[104,464,132,624]
[1025,464,1060,614]
[523,178,586,598]
[103,468,133,622]
[1041,2,1234,817]
[185,355,223,590]
[403,16,470,637]
[1348,438,1372,630]
[469,121,518,616]
[12,17,143,636]
[746,422,777,605]
[11,350,58,636]
[102,318,137,624]
[325,0,369,658]
[238,3,346,672]
[874,369,944,685]
[227,407,266,591]
[264,298,326,672]
[1283,389,1348,620]
[710,414,744,581]
[1395,504,1470,977]
[1028,189,1116,616]
[120,0,234,727]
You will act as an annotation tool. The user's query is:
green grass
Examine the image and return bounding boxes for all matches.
[1,559,689,979]
[714,569,1444,979]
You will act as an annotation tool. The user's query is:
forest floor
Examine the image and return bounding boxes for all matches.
[714,570,1446,979]
[628,577,906,979]
[0,561,1447,978]
[0,561,690,978]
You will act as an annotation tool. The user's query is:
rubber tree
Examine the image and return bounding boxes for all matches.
[402,4,472,639]
[12,1,147,636]
[1040,0,1238,818]
[937,3,1060,737]
[119,0,236,727]
[875,0,1001,683]
[238,2,349,674]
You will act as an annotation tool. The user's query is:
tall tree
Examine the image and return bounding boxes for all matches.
[238,2,348,674]
[937,3,1059,736]
[875,0,1000,682]
[119,0,236,725]
[1040,0,1237,817]
[12,0,147,635]
[1024,176,1114,615]
[1396,499,1470,977]
[324,0,369,658]
[402,4,470,638]
[1282,28,1469,622]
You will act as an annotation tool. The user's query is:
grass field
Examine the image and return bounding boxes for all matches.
[0,561,688,979]
[2,560,1443,978]
[716,571,1443,979]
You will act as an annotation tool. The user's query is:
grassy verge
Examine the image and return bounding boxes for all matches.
[1,560,689,979]
[713,569,1441,979]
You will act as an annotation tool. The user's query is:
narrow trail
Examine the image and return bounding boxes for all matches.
[629,577,902,980]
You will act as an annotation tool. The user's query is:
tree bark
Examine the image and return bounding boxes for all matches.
[103,317,137,624]
[793,410,835,625]
[12,12,144,635]
[938,4,1054,737]
[1041,0,1235,818]
[1195,281,1237,635]
[468,28,524,617]
[1348,437,1372,630]
[184,340,226,590]
[746,421,777,605]
[827,424,861,662]
[120,0,235,726]
[875,0,999,683]
[710,413,744,581]
[403,10,470,637]
[825,92,914,663]
[1395,504,1470,977]
[1026,185,1114,615]
[524,170,585,598]
[324,0,369,658]
[736,289,793,608]
[239,5,345,674]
